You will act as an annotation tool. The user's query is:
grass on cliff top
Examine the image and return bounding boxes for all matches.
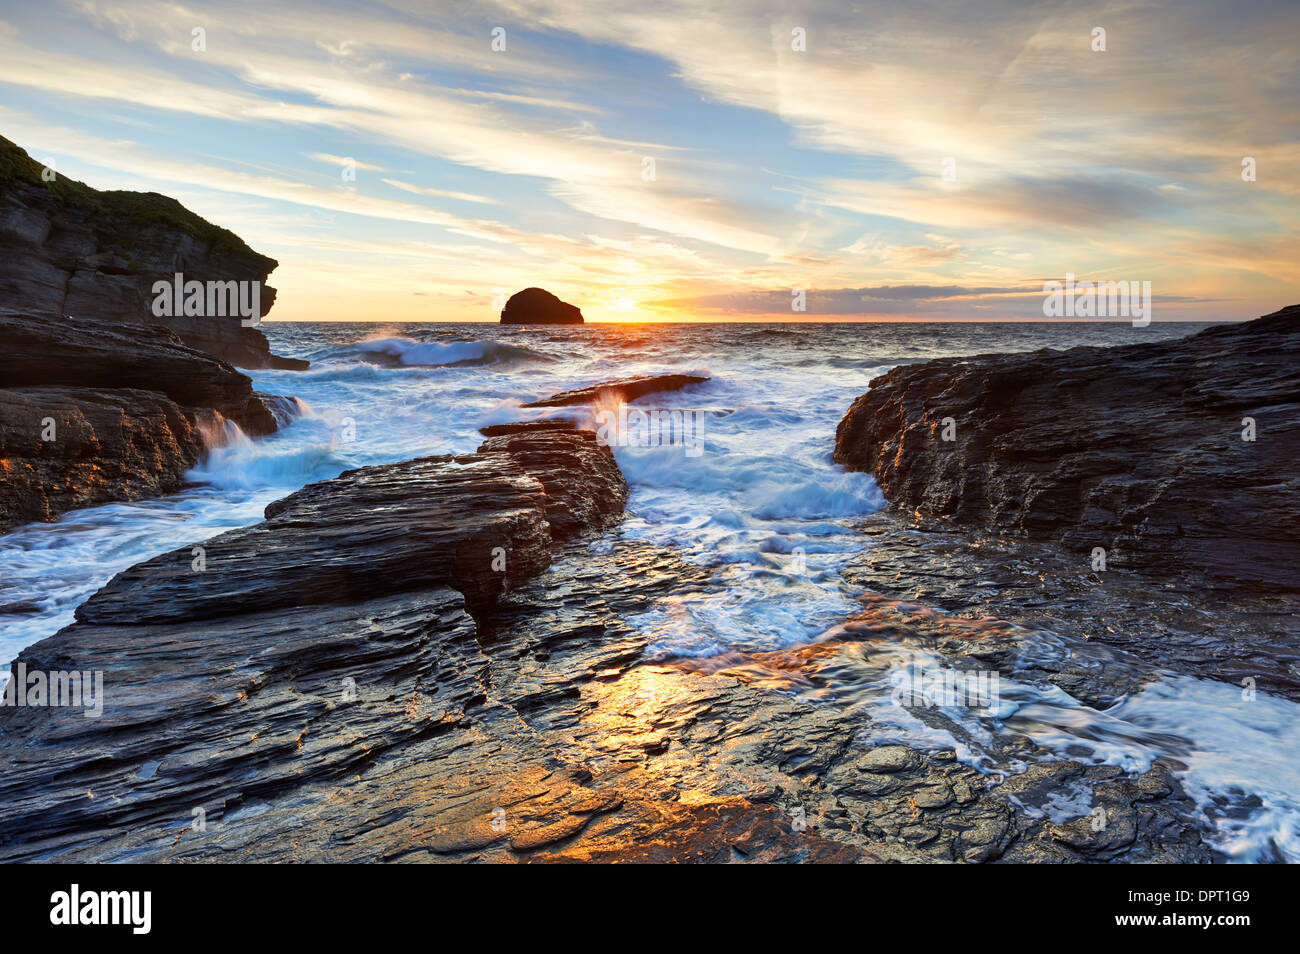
[0,134,269,262]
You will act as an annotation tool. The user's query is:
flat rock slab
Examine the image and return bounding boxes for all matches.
[523,373,709,408]
[842,511,1300,701]
[479,419,577,437]
[833,305,1300,588]
[0,587,478,859]
[0,310,277,433]
[75,422,627,625]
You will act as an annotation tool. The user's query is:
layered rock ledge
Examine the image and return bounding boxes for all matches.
[0,418,1213,863]
[523,373,709,408]
[0,420,629,860]
[74,421,627,627]
[0,310,289,531]
[0,134,304,370]
[834,306,1300,589]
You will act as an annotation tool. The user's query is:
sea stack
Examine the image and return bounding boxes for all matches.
[499,287,583,325]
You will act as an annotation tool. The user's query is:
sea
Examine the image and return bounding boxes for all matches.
[1,319,1295,861]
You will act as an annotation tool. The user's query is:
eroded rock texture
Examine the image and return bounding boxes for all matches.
[74,423,627,625]
[842,513,1300,703]
[0,311,286,531]
[0,422,1212,863]
[0,311,278,431]
[834,306,1300,588]
[0,134,303,370]
[0,387,205,532]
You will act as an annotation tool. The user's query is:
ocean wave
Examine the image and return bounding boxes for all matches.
[186,423,350,490]
[354,337,554,368]
[262,394,312,429]
[616,446,885,520]
[740,328,803,342]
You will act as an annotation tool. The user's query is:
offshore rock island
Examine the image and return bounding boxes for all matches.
[499,287,584,325]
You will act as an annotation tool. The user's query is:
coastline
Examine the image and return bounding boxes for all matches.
[2,308,1296,861]
[1,134,1295,862]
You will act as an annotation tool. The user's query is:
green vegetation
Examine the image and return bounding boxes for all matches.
[0,135,268,262]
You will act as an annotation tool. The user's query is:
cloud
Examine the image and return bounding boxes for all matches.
[647,283,1229,319]
[1,1,781,258]
[649,284,1039,316]
[306,153,388,172]
[843,237,964,268]
[382,178,503,205]
[0,0,1292,320]
[817,172,1178,234]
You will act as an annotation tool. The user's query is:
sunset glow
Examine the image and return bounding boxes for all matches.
[2,0,1299,880]
[1,1,1295,321]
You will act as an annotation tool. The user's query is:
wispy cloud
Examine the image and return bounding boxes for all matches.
[382,178,503,205]
[306,153,388,172]
[0,0,1293,320]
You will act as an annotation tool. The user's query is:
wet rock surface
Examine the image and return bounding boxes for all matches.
[0,134,303,370]
[0,311,278,433]
[0,310,285,531]
[842,512,1300,704]
[74,423,626,626]
[522,373,710,408]
[0,387,205,532]
[833,306,1300,589]
[652,592,1212,863]
[499,287,583,325]
[0,422,1215,863]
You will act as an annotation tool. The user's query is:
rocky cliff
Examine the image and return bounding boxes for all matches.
[0,134,304,370]
[833,305,1300,589]
[0,310,284,531]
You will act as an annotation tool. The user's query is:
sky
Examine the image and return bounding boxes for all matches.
[0,0,1296,322]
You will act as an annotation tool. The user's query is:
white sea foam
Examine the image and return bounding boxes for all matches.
[356,337,551,367]
[185,415,353,491]
[816,636,1300,862]
[1013,675,1300,863]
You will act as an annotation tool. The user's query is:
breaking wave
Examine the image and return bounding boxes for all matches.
[354,337,554,368]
